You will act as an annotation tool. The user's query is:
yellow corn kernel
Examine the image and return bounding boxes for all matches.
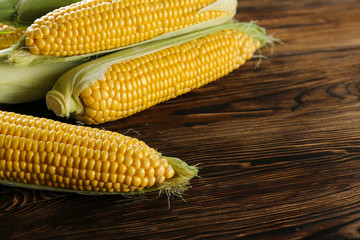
[76,29,261,124]
[25,0,230,56]
[0,23,26,50]
[0,110,190,194]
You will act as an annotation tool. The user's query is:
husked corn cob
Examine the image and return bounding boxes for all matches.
[47,22,271,124]
[24,0,236,57]
[0,24,26,50]
[82,29,258,124]
[0,110,198,194]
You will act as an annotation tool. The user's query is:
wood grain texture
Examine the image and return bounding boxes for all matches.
[1,1,360,239]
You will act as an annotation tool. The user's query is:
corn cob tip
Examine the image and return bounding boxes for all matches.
[156,156,199,198]
[46,87,83,118]
[46,95,66,117]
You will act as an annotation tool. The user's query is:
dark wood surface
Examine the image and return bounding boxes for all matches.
[1,0,360,239]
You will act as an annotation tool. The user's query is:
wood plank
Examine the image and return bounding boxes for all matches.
[236,2,360,54]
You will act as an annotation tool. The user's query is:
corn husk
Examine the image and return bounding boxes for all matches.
[8,0,237,66]
[46,21,272,118]
[0,0,20,26]
[0,55,84,103]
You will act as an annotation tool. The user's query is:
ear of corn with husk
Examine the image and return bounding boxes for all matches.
[8,0,237,66]
[46,21,272,124]
[0,110,198,195]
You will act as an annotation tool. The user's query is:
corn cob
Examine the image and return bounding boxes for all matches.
[9,0,236,65]
[0,23,26,50]
[0,110,198,194]
[46,22,272,124]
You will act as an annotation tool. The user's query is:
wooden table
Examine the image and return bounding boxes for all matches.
[1,0,360,239]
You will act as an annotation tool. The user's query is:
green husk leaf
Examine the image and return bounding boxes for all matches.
[0,152,198,196]
[9,0,237,66]
[0,54,84,104]
[46,21,273,118]
[0,0,20,25]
